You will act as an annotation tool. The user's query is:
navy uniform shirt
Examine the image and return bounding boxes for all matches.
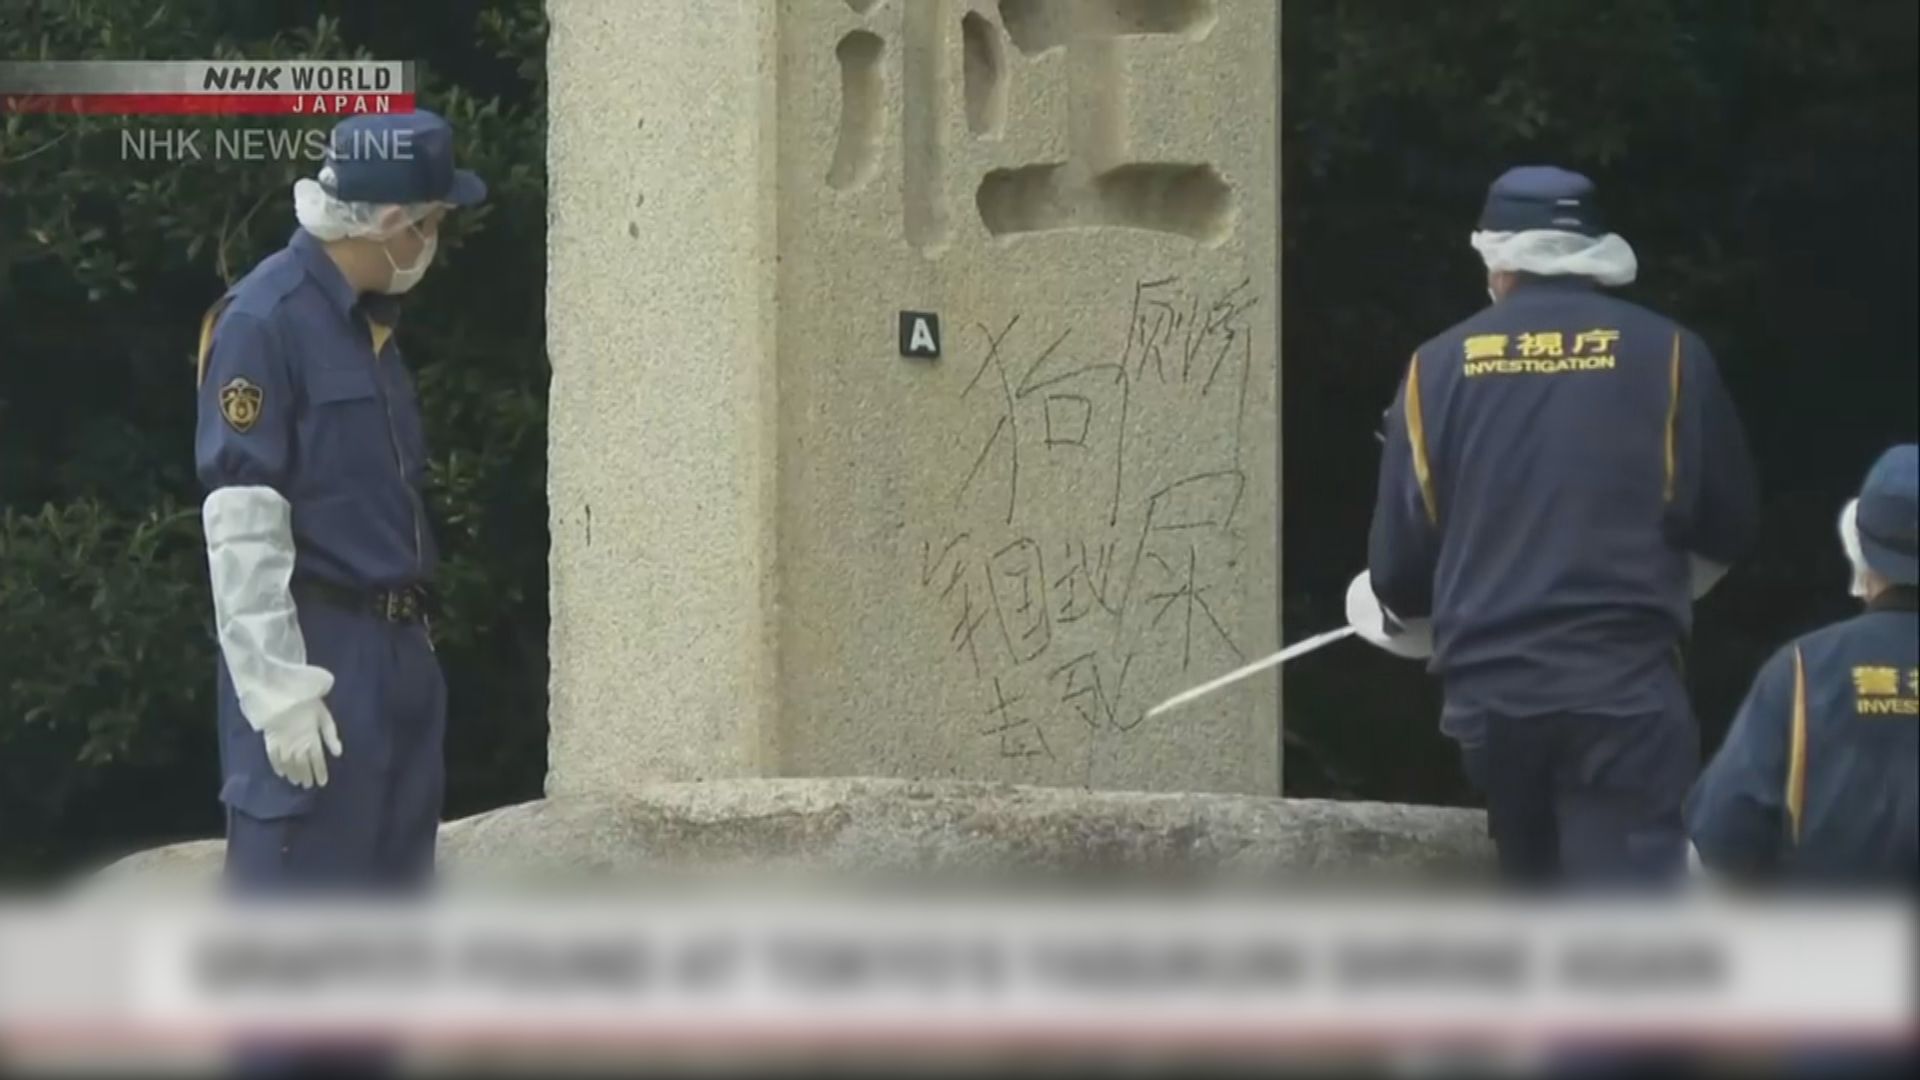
[1685,589,1918,886]
[194,228,436,590]
[1369,276,1759,723]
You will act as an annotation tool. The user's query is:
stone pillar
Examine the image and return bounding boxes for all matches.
[547,0,1278,797]
[546,0,780,793]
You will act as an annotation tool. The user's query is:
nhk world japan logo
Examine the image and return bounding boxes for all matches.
[0,60,414,115]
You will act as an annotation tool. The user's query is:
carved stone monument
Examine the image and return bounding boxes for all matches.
[97,0,1488,891]
[549,0,1280,797]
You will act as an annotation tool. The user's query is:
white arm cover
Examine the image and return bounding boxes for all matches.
[203,486,334,731]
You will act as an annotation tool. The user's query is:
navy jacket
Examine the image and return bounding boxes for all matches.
[194,228,436,590]
[1685,589,1918,886]
[1369,277,1759,721]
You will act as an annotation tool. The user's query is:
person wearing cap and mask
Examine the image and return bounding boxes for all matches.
[1358,165,1761,887]
[193,111,485,892]
[1685,445,1918,887]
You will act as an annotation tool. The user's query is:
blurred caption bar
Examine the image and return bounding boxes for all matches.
[0,896,1912,1048]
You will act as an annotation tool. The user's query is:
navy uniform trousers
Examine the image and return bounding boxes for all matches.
[216,595,446,893]
[1454,668,1698,888]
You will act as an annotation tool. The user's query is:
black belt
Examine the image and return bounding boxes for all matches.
[292,576,434,624]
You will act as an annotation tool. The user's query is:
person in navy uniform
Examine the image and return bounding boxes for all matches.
[1359,165,1760,886]
[1686,445,1918,887]
[195,111,485,892]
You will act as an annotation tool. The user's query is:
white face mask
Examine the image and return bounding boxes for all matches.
[379,224,437,294]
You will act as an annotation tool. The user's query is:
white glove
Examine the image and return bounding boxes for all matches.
[1689,554,1730,600]
[260,700,344,789]
[1684,841,1726,891]
[1346,571,1434,660]
[203,486,342,788]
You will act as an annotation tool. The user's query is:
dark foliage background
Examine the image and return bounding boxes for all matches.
[2,0,1914,877]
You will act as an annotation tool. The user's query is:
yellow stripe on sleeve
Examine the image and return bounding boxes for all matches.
[194,298,231,388]
[1405,352,1438,525]
[1786,646,1809,846]
[1663,331,1682,503]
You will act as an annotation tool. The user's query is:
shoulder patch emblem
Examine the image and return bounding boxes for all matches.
[218,377,264,433]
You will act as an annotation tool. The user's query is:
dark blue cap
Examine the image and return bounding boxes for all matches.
[319,110,486,207]
[1856,444,1919,585]
[1477,165,1605,236]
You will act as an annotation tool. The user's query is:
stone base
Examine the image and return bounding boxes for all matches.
[89,778,1491,891]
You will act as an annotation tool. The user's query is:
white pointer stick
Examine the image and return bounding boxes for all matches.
[1143,625,1358,721]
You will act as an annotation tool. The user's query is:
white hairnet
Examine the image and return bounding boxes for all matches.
[1471,228,1639,286]
[293,171,439,242]
[1839,498,1872,597]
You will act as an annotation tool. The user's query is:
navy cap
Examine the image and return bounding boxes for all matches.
[319,110,486,207]
[1855,444,1919,585]
[1477,165,1605,236]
